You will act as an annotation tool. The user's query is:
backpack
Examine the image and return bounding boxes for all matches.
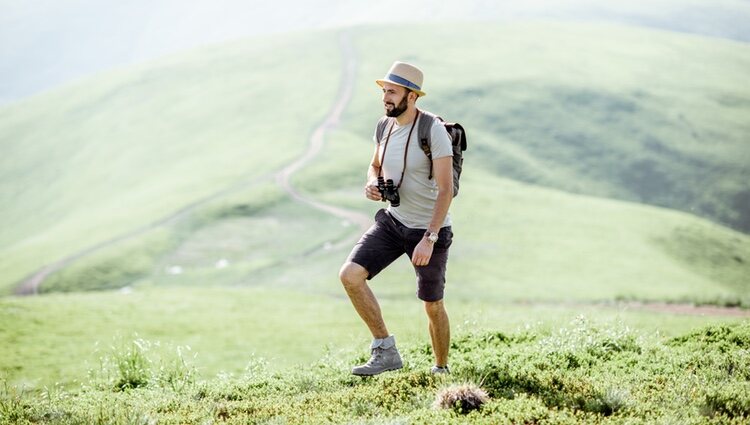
[376,110,467,196]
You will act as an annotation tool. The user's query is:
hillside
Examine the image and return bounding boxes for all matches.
[2,23,748,297]
[341,23,750,232]
[0,30,342,294]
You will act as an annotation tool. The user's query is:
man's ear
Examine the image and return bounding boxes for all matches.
[409,90,418,103]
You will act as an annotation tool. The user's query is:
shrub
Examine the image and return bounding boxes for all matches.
[670,322,750,349]
[703,382,750,419]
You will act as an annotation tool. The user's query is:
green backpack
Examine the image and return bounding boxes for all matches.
[376,110,467,196]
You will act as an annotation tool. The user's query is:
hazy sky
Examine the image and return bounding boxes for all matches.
[1,0,748,104]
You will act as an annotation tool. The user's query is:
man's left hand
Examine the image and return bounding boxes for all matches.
[411,238,434,266]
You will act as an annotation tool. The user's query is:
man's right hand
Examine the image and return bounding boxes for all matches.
[365,181,383,201]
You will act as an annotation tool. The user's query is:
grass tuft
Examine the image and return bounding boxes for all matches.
[434,382,490,414]
[0,382,31,424]
[112,339,152,391]
[88,336,197,393]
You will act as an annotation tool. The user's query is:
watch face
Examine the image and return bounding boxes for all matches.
[428,233,439,243]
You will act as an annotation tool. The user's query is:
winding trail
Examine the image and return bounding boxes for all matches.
[275,31,371,245]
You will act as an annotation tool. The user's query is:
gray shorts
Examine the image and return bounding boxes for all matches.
[346,209,453,302]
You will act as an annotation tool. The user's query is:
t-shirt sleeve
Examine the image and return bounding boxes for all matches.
[430,121,453,159]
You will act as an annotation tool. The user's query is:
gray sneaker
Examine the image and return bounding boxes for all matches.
[431,365,450,374]
[352,335,403,376]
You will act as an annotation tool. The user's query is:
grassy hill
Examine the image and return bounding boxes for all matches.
[2,22,747,296]
[0,30,342,294]
[338,22,750,232]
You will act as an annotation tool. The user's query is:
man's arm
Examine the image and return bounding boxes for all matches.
[411,156,453,266]
[365,145,383,201]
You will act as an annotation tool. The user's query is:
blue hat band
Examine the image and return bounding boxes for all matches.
[385,73,421,91]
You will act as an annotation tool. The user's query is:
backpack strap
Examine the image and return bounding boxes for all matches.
[378,111,442,180]
[417,109,441,180]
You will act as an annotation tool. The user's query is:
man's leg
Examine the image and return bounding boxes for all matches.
[425,299,450,368]
[339,262,389,339]
[340,261,403,376]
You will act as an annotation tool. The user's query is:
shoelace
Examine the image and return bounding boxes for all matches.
[366,348,384,365]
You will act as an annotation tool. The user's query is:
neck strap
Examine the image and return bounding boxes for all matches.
[377,110,420,189]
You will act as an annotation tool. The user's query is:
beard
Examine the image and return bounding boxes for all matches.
[385,92,409,117]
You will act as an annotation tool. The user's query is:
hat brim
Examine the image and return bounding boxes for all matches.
[376,79,426,97]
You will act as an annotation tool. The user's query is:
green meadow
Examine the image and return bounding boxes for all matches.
[1,20,749,424]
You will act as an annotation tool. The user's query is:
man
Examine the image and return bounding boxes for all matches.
[339,61,454,376]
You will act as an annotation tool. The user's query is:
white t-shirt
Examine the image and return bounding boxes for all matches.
[373,113,453,229]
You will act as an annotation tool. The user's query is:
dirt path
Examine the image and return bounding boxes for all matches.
[514,300,750,318]
[275,31,371,247]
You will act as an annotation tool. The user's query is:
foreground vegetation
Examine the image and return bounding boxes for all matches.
[8,284,747,393]
[2,319,748,424]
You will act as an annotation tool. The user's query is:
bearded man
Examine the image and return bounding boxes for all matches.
[339,61,455,376]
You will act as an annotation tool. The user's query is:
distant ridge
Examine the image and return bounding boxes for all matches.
[2,0,749,104]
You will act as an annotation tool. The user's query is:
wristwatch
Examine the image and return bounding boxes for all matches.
[424,231,439,244]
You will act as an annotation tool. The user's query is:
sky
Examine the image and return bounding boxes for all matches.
[1,0,748,104]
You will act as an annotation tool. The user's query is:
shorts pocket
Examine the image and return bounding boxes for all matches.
[437,226,453,249]
[374,208,388,223]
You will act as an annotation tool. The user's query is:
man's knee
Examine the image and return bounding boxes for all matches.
[339,262,369,289]
[424,299,446,316]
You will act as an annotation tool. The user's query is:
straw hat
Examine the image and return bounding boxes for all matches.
[376,61,426,97]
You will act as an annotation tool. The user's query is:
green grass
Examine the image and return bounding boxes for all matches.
[449,171,750,305]
[2,319,749,424]
[0,284,746,392]
[35,181,325,293]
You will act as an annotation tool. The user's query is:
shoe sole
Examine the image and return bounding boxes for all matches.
[351,364,403,376]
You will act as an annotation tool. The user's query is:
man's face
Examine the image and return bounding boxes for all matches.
[382,83,410,118]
